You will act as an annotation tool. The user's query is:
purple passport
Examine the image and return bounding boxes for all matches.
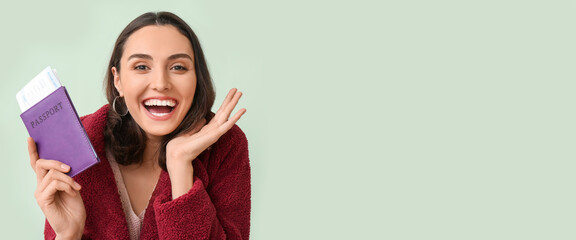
[20,86,100,177]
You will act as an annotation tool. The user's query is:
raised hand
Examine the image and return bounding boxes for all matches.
[28,137,86,239]
[167,88,245,163]
[166,88,246,198]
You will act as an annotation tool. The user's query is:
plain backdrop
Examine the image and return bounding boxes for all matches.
[1,0,575,239]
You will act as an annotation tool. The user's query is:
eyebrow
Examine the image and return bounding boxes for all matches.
[127,53,152,61]
[127,53,193,61]
[168,53,193,61]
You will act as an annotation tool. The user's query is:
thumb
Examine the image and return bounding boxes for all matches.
[27,137,39,169]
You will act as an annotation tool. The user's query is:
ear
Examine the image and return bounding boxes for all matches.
[112,67,124,97]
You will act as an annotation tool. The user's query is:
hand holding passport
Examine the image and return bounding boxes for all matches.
[17,67,100,177]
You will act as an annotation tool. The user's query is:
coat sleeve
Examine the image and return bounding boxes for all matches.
[44,220,55,240]
[44,221,92,240]
[153,127,251,240]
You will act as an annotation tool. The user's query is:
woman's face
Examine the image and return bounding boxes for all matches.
[112,25,197,141]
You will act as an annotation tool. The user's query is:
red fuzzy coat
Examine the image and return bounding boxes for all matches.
[44,105,251,239]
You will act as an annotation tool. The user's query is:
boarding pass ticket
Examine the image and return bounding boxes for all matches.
[16,67,62,112]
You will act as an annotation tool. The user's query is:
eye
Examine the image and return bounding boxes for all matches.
[134,65,149,71]
[171,65,188,71]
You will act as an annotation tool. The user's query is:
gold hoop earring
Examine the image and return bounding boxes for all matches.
[112,96,129,117]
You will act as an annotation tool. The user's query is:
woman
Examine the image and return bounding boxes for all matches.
[27,12,250,240]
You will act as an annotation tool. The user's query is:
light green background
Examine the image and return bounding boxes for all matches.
[1,0,575,239]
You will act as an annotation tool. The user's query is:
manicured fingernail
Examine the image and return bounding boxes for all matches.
[61,164,69,170]
[74,182,81,189]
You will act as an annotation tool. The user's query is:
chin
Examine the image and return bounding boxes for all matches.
[143,126,179,139]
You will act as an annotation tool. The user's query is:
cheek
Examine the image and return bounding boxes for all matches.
[119,77,144,105]
[179,76,197,99]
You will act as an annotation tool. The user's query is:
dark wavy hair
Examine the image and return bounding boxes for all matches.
[104,12,215,170]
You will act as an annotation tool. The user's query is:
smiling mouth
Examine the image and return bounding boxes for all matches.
[143,98,177,117]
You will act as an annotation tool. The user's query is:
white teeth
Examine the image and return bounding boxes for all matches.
[144,99,176,107]
[150,112,169,117]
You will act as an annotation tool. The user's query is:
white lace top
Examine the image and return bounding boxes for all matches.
[107,154,147,240]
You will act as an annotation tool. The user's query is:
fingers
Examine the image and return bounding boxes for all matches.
[37,169,81,195]
[36,169,82,205]
[224,91,243,119]
[166,89,246,163]
[34,159,71,184]
[215,88,244,124]
[28,137,39,169]
[36,177,80,202]
[221,108,246,131]
[215,88,238,115]
[219,108,246,134]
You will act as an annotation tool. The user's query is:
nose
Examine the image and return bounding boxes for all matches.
[150,68,171,91]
